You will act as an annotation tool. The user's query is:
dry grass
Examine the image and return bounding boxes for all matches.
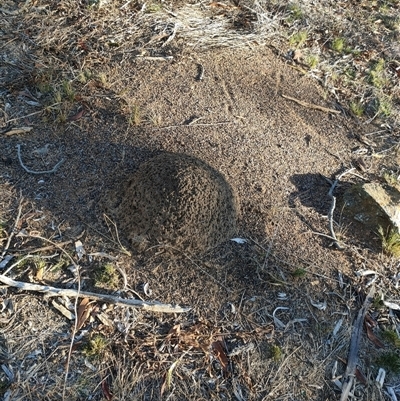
[1,1,400,400]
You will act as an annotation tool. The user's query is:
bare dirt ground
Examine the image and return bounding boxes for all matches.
[1,1,400,400]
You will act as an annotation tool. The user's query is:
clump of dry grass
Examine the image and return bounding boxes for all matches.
[2,0,399,127]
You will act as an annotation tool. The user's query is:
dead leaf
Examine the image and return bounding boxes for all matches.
[230,237,247,244]
[101,376,113,400]
[68,109,85,121]
[211,340,229,377]
[75,298,92,331]
[4,126,33,136]
[35,264,44,280]
[364,316,384,348]
[355,366,367,385]
[143,282,152,296]
[75,240,86,260]
[160,372,167,397]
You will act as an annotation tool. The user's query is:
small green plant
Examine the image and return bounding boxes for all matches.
[78,69,93,84]
[95,263,119,288]
[34,258,46,279]
[34,70,54,94]
[369,59,388,88]
[128,104,142,126]
[270,345,282,362]
[289,30,308,48]
[148,111,162,127]
[146,2,163,13]
[292,268,306,278]
[382,329,400,348]
[372,295,386,310]
[350,100,364,117]
[97,72,108,87]
[343,67,357,80]
[50,257,69,272]
[378,225,400,257]
[287,4,303,22]
[376,352,400,374]
[83,335,108,359]
[53,90,62,103]
[383,170,400,188]
[62,80,76,101]
[331,37,345,53]
[57,108,67,123]
[306,54,319,69]
[377,96,392,116]
[0,378,10,398]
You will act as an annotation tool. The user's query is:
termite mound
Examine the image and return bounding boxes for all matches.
[113,152,239,253]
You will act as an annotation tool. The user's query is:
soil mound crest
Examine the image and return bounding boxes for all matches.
[115,153,238,253]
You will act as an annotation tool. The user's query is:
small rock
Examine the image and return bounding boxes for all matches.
[344,182,400,232]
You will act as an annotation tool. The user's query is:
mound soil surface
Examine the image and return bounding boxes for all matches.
[110,152,238,253]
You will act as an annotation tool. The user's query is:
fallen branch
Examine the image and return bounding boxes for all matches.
[0,274,190,313]
[17,144,65,174]
[340,286,375,401]
[327,168,355,250]
[282,94,341,114]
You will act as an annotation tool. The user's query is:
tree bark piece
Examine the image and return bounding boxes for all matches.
[340,286,375,401]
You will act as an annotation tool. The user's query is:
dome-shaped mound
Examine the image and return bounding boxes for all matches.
[114,153,239,253]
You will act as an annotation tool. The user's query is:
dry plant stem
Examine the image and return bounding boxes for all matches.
[340,286,375,401]
[15,239,73,254]
[327,168,355,250]
[281,94,341,114]
[0,274,190,313]
[17,144,65,174]
[103,213,131,256]
[1,196,23,260]
[63,266,81,401]
[20,233,79,269]
[155,121,233,130]
[2,254,35,276]
[5,103,61,123]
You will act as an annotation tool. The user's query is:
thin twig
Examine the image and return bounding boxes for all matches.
[340,286,375,401]
[1,196,23,260]
[282,94,341,114]
[103,213,131,256]
[327,168,355,250]
[0,275,190,313]
[135,56,173,61]
[2,254,35,276]
[162,23,177,47]
[154,121,233,130]
[17,144,65,174]
[18,233,79,268]
[11,239,73,255]
[6,103,61,123]
[63,265,81,401]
